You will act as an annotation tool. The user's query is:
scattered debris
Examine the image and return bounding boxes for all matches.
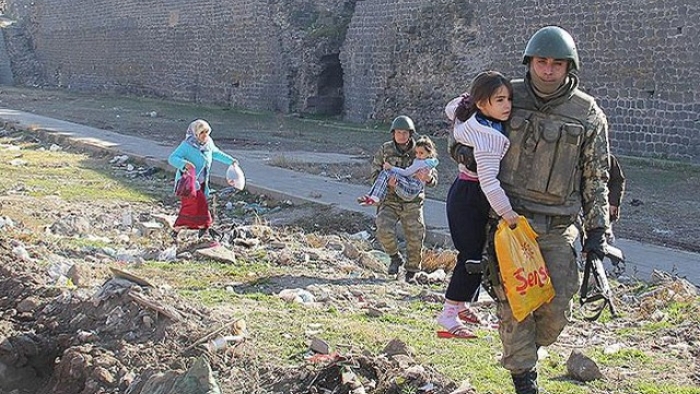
[0,131,697,393]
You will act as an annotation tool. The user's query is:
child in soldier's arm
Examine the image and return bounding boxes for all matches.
[357,136,438,206]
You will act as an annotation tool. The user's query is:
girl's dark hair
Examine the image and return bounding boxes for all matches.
[415,136,438,158]
[454,71,512,122]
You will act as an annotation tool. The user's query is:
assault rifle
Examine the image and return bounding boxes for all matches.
[579,246,623,321]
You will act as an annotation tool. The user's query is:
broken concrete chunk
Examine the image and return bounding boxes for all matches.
[382,338,411,357]
[309,337,330,354]
[138,221,163,236]
[195,245,236,264]
[566,349,604,382]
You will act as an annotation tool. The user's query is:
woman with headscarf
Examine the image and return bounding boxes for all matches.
[168,119,237,241]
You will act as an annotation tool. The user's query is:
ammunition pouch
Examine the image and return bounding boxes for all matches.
[500,81,595,213]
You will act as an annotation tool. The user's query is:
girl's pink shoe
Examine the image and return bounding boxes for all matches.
[357,195,375,206]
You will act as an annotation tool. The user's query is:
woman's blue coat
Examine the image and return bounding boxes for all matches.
[168,140,235,198]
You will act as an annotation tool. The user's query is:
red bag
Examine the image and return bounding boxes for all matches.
[175,167,197,198]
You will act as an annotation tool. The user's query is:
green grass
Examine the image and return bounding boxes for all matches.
[0,143,158,202]
[632,383,700,394]
[620,155,700,172]
[3,127,700,394]
[137,260,273,290]
[149,256,700,393]
[620,155,700,191]
[58,236,115,250]
[178,288,244,305]
[597,347,652,367]
[131,250,700,393]
[666,301,700,323]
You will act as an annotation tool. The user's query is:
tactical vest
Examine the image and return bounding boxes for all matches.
[500,79,595,216]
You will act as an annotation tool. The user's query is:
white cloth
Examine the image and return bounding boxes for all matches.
[445,96,462,122]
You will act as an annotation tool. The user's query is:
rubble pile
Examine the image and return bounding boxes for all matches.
[0,134,698,393]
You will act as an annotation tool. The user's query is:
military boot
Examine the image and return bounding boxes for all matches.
[387,253,405,275]
[511,370,538,394]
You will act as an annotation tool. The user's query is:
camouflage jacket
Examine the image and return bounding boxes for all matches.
[499,78,610,232]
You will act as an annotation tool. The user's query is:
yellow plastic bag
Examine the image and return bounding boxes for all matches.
[495,216,555,322]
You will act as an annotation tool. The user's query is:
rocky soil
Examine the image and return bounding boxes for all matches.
[0,130,465,393]
[0,100,699,394]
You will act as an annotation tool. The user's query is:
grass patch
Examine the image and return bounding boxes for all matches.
[597,347,652,367]
[135,260,273,290]
[666,301,700,323]
[0,139,159,202]
[620,155,700,172]
[632,383,700,394]
[59,236,115,250]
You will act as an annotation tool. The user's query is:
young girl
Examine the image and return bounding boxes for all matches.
[168,119,238,241]
[437,71,519,339]
[357,136,439,206]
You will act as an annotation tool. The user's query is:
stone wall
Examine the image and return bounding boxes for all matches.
[2,0,699,162]
[338,0,507,127]
[342,0,699,161]
[2,0,352,113]
[341,0,486,128]
[474,0,700,161]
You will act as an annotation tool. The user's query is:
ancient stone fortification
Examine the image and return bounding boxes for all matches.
[1,0,699,162]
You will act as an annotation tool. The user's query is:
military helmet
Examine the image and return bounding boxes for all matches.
[390,115,415,134]
[522,26,580,70]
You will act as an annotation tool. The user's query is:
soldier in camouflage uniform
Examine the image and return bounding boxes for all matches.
[371,115,438,282]
[452,26,611,393]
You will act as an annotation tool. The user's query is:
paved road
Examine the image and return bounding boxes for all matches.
[2,108,699,285]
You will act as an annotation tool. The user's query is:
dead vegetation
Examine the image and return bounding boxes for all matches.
[0,112,699,393]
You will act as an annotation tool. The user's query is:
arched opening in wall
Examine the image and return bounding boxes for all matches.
[304,53,343,116]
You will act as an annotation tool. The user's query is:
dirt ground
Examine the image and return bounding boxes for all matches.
[1,86,699,253]
[0,117,699,393]
[0,133,457,394]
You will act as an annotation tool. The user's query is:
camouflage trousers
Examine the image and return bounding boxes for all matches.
[489,220,580,374]
[375,200,425,272]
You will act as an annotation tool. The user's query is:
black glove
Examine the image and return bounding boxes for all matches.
[583,228,607,260]
[450,143,477,172]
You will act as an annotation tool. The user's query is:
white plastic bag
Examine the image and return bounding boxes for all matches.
[226,163,246,190]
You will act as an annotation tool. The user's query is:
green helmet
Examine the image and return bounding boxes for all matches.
[390,115,415,134]
[522,26,580,71]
